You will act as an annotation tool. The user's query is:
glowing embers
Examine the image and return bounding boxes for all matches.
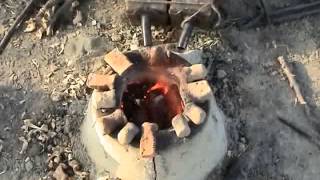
[122,73,184,130]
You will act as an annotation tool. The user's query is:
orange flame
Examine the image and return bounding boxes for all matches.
[147,81,169,94]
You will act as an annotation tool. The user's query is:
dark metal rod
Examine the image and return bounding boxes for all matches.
[269,1,320,24]
[141,14,152,47]
[177,21,193,50]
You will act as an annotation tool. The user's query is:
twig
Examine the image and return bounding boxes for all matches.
[277,56,307,105]
[0,0,38,55]
[36,0,64,20]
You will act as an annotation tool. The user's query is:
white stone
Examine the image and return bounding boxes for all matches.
[117,122,140,145]
[187,80,213,103]
[172,114,191,138]
[183,103,206,125]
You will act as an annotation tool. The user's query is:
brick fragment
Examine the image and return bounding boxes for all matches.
[140,122,158,158]
[183,103,206,125]
[172,114,191,138]
[117,122,140,145]
[104,49,133,75]
[92,89,117,109]
[86,73,116,90]
[96,109,127,135]
[187,80,213,103]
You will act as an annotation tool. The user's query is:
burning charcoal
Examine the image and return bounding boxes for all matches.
[140,122,158,158]
[184,64,208,82]
[87,73,116,91]
[104,49,133,75]
[92,89,117,109]
[172,114,191,138]
[96,109,127,135]
[117,122,140,145]
[187,80,213,103]
[183,103,206,125]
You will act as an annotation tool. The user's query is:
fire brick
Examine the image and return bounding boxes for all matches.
[172,114,191,138]
[187,80,213,102]
[92,89,117,109]
[140,122,158,158]
[87,73,116,90]
[104,49,133,75]
[183,103,206,125]
[96,109,127,135]
[117,122,140,145]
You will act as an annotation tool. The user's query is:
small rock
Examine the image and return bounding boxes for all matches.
[217,69,227,79]
[25,160,33,172]
[51,91,64,102]
[111,34,122,42]
[239,143,246,152]
[92,20,97,26]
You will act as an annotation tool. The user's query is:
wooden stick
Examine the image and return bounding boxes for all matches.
[277,56,307,104]
[0,0,38,55]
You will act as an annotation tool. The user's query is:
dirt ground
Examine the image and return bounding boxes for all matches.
[1,0,320,179]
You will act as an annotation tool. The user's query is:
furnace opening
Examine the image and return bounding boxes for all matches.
[122,74,184,130]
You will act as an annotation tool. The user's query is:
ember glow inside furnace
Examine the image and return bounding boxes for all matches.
[122,70,184,130]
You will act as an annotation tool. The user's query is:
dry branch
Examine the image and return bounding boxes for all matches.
[277,56,307,105]
[0,0,38,54]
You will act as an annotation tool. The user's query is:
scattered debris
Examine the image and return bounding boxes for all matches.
[21,0,81,39]
[277,56,307,105]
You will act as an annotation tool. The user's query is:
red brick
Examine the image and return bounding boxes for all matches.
[86,73,116,90]
[104,49,133,75]
[140,122,158,158]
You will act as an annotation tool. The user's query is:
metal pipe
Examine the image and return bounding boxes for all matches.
[177,21,193,50]
[141,14,152,46]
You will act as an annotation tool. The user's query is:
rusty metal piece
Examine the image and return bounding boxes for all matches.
[140,122,158,158]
